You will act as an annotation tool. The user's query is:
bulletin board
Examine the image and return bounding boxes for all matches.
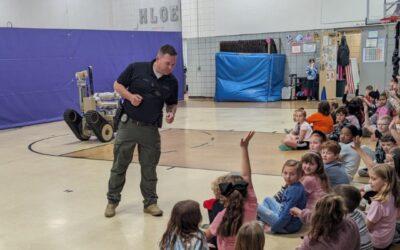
[319,32,338,99]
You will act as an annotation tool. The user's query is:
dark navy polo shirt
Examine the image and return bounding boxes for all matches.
[117,60,178,127]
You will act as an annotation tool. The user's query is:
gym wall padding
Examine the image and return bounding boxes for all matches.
[0,28,184,130]
[215,52,285,102]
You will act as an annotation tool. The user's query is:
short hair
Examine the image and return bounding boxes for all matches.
[321,140,341,155]
[335,106,348,116]
[311,130,327,142]
[333,184,361,213]
[318,101,331,116]
[365,85,374,91]
[342,124,360,137]
[158,44,177,56]
[392,77,399,83]
[380,134,396,144]
[282,159,302,177]
[309,58,315,64]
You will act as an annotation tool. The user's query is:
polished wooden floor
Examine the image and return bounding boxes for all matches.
[2,99,398,250]
[64,128,372,184]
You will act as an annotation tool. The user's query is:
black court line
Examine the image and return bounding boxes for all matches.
[27,132,369,184]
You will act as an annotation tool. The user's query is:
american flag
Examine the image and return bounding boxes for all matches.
[345,64,355,94]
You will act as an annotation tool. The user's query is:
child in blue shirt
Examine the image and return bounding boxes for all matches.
[321,140,350,186]
[257,160,307,233]
[306,58,318,101]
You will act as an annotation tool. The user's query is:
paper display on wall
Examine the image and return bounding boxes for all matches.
[326,70,335,81]
[291,44,301,54]
[363,38,385,62]
[303,43,316,53]
[368,31,378,38]
[366,38,377,48]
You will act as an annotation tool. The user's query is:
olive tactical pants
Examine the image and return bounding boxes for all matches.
[107,119,161,208]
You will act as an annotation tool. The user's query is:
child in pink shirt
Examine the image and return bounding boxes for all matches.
[290,152,329,224]
[366,164,400,249]
[205,132,258,250]
[369,92,391,126]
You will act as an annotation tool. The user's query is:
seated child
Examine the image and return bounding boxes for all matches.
[342,89,364,128]
[309,130,327,153]
[160,200,208,250]
[289,152,329,224]
[356,134,396,177]
[203,175,226,223]
[369,92,391,126]
[235,221,265,250]
[203,175,226,247]
[296,194,361,250]
[366,164,400,249]
[330,101,339,123]
[321,140,350,186]
[257,160,307,234]
[281,108,312,150]
[306,101,334,134]
[329,106,351,141]
[205,132,258,250]
[363,85,378,117]
[273,133,326,203]
[358,106,393,176]
[338,125,361,180]
[333,185,373,250]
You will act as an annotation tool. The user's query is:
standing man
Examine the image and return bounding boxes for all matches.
[105,45,178,217]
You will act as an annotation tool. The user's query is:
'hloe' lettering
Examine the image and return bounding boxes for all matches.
[139,5,180,24]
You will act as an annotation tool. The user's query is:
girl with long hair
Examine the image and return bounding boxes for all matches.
[290,152,330,224]
[204,131,258,250]
[366,164,400,249]
[297,194,360,250]
[160,200,208,250]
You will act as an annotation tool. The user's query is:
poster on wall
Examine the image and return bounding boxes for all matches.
[366,38,378,48]
[363,38,385,62]
[326,70,335,81]
[291,44,301,54]
[303,43,316,53]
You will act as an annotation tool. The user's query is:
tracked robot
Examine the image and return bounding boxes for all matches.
[63,66,120,142]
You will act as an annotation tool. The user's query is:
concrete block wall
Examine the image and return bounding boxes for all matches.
[186,24,397,97]
[185,30,323,97]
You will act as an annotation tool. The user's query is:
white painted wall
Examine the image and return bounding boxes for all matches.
[0,0,181,31]
[181,0,385,38]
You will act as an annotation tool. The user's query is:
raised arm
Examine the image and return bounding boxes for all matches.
[362,100,375,134]
[351,136,375,170]
[240,131,255,183]
[389,117,400,145]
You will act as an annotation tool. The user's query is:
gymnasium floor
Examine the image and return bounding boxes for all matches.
[0,99,396,250]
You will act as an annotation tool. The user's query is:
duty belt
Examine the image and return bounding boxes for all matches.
[130,118,156,127]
